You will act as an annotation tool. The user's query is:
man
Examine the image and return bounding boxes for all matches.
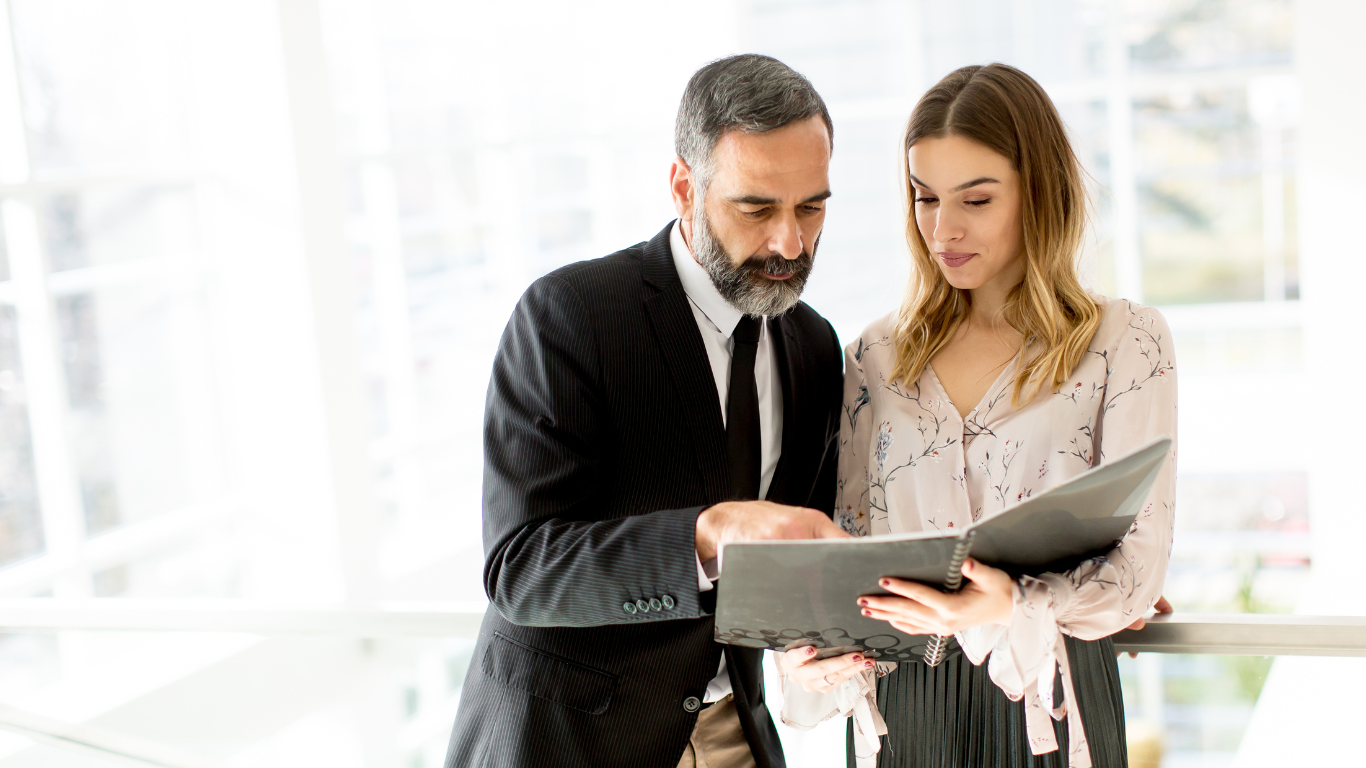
[444,54,846,768]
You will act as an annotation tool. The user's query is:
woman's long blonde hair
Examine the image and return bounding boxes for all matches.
[890,63,1101,405]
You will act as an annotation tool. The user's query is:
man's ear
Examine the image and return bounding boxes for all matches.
[669,158,696,224]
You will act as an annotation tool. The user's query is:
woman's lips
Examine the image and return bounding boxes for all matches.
[938,252,975,268]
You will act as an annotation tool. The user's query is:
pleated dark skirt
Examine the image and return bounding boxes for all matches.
[846,635,1127,768]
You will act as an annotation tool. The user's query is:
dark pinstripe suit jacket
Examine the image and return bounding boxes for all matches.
[444,222,843,768]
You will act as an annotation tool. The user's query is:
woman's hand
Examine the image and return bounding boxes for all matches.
[1124,595,1173,632]
[859,558,1014,636]
[1120,595,1173,658]
[778,645,874,693]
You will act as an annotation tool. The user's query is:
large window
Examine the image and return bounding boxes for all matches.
[0,1,1358,766]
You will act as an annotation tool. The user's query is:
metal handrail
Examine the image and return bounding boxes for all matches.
[1111,612,1366,656]
[3,600,1365,657]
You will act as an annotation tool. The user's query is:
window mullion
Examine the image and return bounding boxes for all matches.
[0,0,88,597]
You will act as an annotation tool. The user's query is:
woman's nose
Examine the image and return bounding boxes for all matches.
[933,208,965,244]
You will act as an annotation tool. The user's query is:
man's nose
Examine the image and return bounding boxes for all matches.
[767,212,804,259]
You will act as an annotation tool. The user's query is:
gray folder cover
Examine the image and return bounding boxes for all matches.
[714,436,1170,661]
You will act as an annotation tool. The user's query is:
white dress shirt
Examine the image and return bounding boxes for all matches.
[670,221,784,702]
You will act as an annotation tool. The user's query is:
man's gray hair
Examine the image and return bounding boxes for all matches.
[675,54,833,191]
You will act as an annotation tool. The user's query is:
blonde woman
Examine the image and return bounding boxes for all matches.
[780,64,1177,768]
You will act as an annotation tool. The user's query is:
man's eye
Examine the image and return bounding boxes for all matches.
[801,205,823,214]
[742,209,769,218]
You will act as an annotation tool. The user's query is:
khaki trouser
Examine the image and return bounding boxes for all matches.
[675,694,759,768]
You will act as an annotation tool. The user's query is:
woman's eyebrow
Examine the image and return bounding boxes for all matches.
[952,177,1000,192]
[908,174,1001,193]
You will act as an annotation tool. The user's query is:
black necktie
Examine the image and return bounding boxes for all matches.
[727,316,762,500]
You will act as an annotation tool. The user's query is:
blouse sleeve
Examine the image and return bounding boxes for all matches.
[835,336,876,537]
[957,302,1177,767]
[1043,301,1177,637]
[779,336,886,765]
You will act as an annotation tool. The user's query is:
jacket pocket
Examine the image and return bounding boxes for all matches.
[482,632,618,715]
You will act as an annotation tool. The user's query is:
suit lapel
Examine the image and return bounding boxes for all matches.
[639,223,730,502]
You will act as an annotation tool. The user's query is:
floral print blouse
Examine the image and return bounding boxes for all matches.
[781,296,1177,768]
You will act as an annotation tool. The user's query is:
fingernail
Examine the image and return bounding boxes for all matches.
[858,599,869,606]
[865,661,875,668]
[806,646,817,655]
[862,609,872,616]
[852,655,862,662]
[880,579,890,587]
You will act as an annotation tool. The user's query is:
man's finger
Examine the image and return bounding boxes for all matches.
[811,514,853,540]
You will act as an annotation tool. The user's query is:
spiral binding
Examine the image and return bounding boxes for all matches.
[922,531,977,667]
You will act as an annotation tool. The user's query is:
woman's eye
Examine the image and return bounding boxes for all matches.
[914,197,938,205]
[965,198,991,207]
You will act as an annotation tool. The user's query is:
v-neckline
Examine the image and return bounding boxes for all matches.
[924,360,1016,424]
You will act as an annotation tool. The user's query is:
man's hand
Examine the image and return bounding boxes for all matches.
[694,500,850,563]
[858,558,1014,636]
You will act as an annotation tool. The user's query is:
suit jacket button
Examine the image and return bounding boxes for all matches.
[623,602,637,615]
[662,594,675,610]
[636,599,651,613]
[683,696,702,713]
[649,597,663,612]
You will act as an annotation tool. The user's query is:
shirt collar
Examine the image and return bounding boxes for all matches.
[670,220,745,337]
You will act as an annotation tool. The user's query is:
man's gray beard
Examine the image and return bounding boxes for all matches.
[692,207,816,317]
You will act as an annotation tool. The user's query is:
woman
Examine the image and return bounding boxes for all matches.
[779,63,1176,768]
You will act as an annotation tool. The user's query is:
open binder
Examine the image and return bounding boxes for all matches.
[714,436,1171,665]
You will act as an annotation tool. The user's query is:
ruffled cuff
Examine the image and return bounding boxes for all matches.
[955,576,1093,768]
[778,662,887,765]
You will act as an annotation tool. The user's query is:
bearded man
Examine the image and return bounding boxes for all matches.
[444,54,847,768]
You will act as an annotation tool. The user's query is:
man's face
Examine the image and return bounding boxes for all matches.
[672,115,831,316]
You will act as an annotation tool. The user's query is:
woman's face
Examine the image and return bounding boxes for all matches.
[907,135,1025,294]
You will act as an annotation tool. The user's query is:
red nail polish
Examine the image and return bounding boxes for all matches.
[880,579,890,587]
[862,609,871,616]
[858,599,868,606]
[806,646,817,655]
[852,655,862,662]
[865,661,874,668]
